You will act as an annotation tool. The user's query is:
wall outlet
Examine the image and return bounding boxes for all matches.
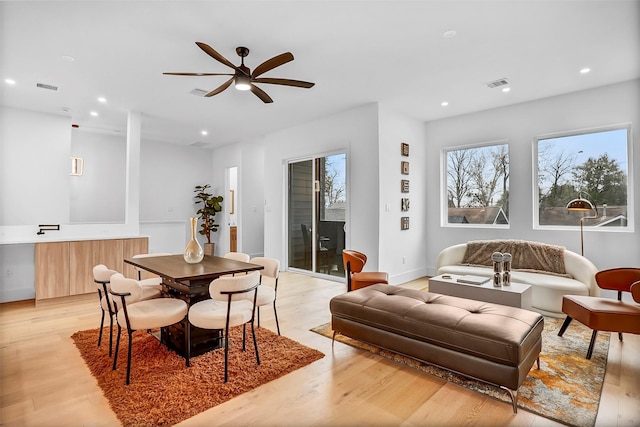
[402,256,406,264]
[5,269,13,278]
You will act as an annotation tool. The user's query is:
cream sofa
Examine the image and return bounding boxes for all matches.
[435,240,599,317]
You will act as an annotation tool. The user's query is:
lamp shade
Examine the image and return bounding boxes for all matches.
[566,197,595,211]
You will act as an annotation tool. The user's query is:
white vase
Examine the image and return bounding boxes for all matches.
[183,217,204,264]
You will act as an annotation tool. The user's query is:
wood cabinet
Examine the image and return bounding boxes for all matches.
[123,238,148,279]
[35,242,70,300]
[35,237,148,301]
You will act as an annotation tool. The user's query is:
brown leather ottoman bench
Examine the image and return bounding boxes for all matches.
[330,284,544,413]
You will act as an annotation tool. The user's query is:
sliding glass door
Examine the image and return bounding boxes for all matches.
[288,153,346,277]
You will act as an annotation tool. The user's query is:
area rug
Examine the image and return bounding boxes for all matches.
[72,326,324,426]
[311,317,609,427]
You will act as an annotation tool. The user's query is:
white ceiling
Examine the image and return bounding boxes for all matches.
[2,1,639,148]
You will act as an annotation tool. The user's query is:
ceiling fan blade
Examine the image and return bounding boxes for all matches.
[252,52,294,78]
[252,77,315,88]
[195,42,245,74]
[205,78,234,97]
[163,72,234,76]
[250,84,273,103]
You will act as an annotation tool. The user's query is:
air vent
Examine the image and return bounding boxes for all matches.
[190,141,208,147]
[190,88,208,97]
[486,78,509,89]
[36,82,59,91]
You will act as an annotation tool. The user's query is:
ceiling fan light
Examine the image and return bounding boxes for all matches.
[235,75,251,91]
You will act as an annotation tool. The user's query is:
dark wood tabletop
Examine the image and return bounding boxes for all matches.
[124,254,263,285]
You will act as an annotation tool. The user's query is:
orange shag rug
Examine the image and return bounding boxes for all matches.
[72,326,324,426]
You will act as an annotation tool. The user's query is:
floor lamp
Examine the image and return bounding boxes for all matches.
[566,194,598,256]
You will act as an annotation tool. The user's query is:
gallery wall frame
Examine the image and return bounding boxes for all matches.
[401,161,409,175]
[401,216,410,230]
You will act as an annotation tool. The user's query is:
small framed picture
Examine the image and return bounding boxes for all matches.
[401,217,410,230]
[401,198,410,212]
[401,179,409,193]
[401,142,409,157]
[401,161,409,175]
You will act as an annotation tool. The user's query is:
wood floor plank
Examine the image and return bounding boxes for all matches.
[1,271,637,426]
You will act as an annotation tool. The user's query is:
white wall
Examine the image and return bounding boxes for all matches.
[261,104,381,271]
[1,107,70,225]
[378,104,428,283]
[239,141,265,258]
[138,138,214,254]
[210,140,265,258]
[70,129,126,223]
[424,79,640,272]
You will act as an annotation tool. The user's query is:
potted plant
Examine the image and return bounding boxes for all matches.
[193,184,223,256]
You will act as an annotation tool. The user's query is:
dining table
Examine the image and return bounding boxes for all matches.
[124,254,264,358]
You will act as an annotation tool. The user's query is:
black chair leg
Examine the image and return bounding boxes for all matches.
[224,325,230,383]
[557,316,573,336]
[125,330,133,385]
[586,330,598,359]
[185,321,191,367]
[112,324,122,371]
[242,323,247,351]
[251,320,260,365]
[98,310,105,347]
[257,306,261,327]
[618,332,623,342]
[273,301,281,335]
[108,314,114,357]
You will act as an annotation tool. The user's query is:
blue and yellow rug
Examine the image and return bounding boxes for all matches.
[311,316,609,427]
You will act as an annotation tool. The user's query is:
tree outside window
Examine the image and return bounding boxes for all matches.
[444,142,509,226]
[536,126,629,228]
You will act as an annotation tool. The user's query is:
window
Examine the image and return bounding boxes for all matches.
[535,125,631,229]
[443,142,509,226]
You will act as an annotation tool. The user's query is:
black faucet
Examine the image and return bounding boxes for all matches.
[37,224,60,235]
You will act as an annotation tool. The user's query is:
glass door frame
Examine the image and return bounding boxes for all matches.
[285,150,347,280]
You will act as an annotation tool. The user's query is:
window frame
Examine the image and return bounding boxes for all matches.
[532,123,634,232]
[441,139,510,229]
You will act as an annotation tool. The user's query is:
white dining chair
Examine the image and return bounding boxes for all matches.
[249,257,281,335]
[109,273,188,385]
[188,271,260,382]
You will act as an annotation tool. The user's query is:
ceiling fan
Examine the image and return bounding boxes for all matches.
[163,42,315,103]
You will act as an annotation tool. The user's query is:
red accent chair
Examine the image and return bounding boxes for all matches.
[558,267,640,359]
[342,249,389,292]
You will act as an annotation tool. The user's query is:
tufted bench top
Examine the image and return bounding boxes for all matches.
[330,284,544,367]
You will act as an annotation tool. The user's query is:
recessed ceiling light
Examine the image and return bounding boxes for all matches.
[62,55,75,62]
[580,68,591,74]
[201,130,208,136]
[502,87,511,93]
[60,107,71,113]
[90,111,98,117]
[441,101,449,107]
[442,30,457,38]
[97,97,106,103]
[5,78,16,85]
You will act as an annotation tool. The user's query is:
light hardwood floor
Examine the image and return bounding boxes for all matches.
[1,273,638,426]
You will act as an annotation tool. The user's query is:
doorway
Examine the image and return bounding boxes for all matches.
[287,153,346,277]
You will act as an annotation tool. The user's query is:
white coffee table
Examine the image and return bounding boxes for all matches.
[428,274,532,310]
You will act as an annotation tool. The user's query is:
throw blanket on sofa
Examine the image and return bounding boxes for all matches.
[462,240,568,276]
